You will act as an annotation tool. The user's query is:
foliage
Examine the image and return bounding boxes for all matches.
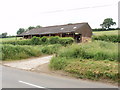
[92,35,120,43]
[1,36,74,46]
[56,41,118,61]
[41,44,62,54]
[59,37,74,46]
[2,39,32,45]
[50,41,118,82]
[0,32,7,38]
[27,26,36,30]
[49,36,60,44]
[100,18,116,29]
[1,44,42,60]
[17,28,25,35]
[41,36,48,44]
[0,44,62,60]
[31,36,41,45]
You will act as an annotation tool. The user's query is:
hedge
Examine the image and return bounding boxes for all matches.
[1,36,74,46]
[92,35,120,43]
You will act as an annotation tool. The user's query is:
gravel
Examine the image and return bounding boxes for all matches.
[3,55,53,70]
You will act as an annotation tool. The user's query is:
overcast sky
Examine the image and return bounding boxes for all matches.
[0,0,119,35]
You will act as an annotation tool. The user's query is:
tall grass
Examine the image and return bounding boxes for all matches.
[0,44,62,60]
[57,41,118,61]
[50,41,118,82]
[1,44,42,60]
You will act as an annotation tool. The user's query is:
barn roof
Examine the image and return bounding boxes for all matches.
[17,23,91,36]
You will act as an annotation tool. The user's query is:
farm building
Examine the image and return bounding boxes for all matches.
[17,23,92,43]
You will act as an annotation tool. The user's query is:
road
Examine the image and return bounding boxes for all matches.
[1,65,118,88]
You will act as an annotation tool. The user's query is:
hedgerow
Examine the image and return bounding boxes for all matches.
[92,35,120,43]
[1,36,74,46]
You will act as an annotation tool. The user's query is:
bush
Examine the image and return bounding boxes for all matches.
[49,36,60,44]
[59,37,74,46]
[31,36,41,45]
[41,36,48,44]
[92,35,120,43]
[1,44,42,60]
[41,44,62,54]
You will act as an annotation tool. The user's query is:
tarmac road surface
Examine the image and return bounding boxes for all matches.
[1,65,118,89]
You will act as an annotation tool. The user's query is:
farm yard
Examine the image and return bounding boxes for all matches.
[0,30,119,84]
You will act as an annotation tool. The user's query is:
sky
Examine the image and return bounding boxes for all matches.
[0,0,119,35]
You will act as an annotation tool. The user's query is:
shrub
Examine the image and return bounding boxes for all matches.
[41,36,48,44]
[49,36,60,44]
[31,36,41,45]
[41,44,62,54]
[1,44,42,60]
[1,36,74,46]
[59,37,74,46]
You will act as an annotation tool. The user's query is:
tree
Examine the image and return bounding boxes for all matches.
[36,25,42,28]
[0,32,7,38]
[17,28,25,35]
[28,26,35,30]
[100,18,116,30]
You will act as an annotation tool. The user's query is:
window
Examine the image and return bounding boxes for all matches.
[73,27,77,29]
[61,28,64,30]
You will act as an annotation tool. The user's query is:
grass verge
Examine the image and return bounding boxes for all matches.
[50,41,119,82]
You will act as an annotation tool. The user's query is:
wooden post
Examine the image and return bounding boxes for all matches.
[60,33,62,37]
[15,36,17,40]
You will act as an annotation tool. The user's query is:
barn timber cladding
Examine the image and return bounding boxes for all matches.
[17,23,92,42]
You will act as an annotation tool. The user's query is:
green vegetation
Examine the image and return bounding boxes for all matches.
[92,30,119,43]
[93,30,119,36]
[1,44,42,60]
[50,57,118,81]
[100,18,116,30]
[0,44,62,61]
[1,36,74,46]
[55,41,118,61]
[92,35,120,43]
[50,41,118,82]
[0,37,22,42]
[1,30,119,83]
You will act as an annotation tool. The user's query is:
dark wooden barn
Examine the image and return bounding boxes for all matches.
[17,23,92,43]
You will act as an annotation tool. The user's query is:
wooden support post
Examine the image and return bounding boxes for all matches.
[60,33,62,37]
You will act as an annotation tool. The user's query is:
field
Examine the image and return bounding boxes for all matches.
[93,30,119,36]
[0,37,22,42]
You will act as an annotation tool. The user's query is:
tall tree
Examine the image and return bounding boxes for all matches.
[100,18,116,30]
[17,28,25,35]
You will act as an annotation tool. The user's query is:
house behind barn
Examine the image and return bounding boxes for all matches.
[17,23,92,43]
